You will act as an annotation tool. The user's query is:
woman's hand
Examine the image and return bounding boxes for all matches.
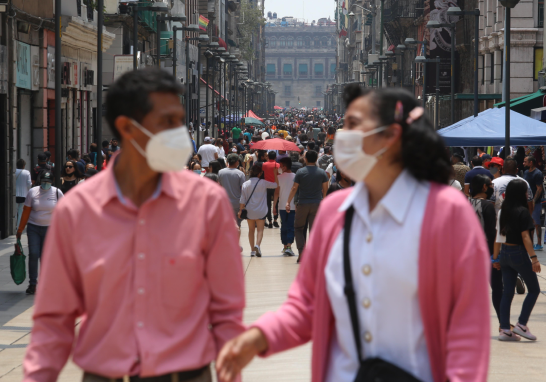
[493,263,501,270]
[238,210,242,219]
[216,327,268,382]
[533,260,541,273]
[16,231,22,240]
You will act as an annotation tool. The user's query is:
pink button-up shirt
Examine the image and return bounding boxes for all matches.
[23,164,245,381]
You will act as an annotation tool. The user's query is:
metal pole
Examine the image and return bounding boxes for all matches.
[197,46,201,142]
[173,27,177,79]
[185,36,190,135]
[205,56,209,134]
[212,59,215,138]
[156,15,161,67]
[133,4,138,70]
[400,53,403,88]
[505,7,510,150]
[422,62,426,108]
[96,0,103,171]
[435,57,439,130]
[474,10,480,117]
[413,60,416,97]
[450,24,455,124]
[379,0,384,87]
[371,1,376,54]
[55,0,62,184]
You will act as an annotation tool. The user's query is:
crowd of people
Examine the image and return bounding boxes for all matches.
[13,67,543,382]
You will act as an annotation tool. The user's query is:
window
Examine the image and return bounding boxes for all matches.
[315,85,322,96]
[265,38,269,47]
[280,37,286,47]
[270,38,276,47]
[285,101,290,106]
[315,63,324,76]
[285,86,292,96]
[330,63,336,76]
[321,38,328,46]
[490,53,494,84]
[305,37,311,47]
[317,101,321,107]
[540,1,544,27]
[296,37,303,47]
[287,37,294,48]
[283,64,292,75]
[480,55,484,85]
[299,63,308,75]
[267,64,276,75]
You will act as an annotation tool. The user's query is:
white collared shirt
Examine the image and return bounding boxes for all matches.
[324,170,433,382]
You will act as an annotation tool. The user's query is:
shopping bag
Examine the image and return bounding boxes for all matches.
[10,239,26,285]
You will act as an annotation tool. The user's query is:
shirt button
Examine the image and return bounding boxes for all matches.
[138,253,145,260]
[364,331,372,343]
[138,288,145,295]
[139,219,146,225]
[366,233,373,243]
[362,265,372,276]
[361,298,371,309]
[137,321,144,328]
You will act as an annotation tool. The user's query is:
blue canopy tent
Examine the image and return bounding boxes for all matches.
[438,107,546,147]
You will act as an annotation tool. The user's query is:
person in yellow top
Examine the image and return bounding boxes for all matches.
[278,129,289,139]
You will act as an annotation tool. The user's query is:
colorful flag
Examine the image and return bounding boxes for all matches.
[199,15,209,31]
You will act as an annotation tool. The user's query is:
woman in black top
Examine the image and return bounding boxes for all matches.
[59,160,83,194]
[470,175,502,327]
[494,179,541,341]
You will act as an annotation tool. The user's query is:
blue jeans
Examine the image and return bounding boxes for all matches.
[279,210,295,245]
[27,223,49,286]
[499,244,540,330]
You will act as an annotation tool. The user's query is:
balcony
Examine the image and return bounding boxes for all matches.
[384,0,424,23]
[138,0,158,32]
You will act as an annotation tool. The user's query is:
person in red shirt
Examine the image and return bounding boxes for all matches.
[262,151,280,228]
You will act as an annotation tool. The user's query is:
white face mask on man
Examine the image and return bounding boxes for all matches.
[130,119,193,173]
[333,126,388,182]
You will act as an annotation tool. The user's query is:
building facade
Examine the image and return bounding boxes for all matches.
[265,16,336,108]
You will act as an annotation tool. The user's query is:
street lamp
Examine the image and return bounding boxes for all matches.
[129,2,170,70]
[447,6,480,119]
[427,20,456,124]
[415,56,441,129]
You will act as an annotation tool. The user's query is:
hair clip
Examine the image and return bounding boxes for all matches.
[394,101,404,122]
[406,107,425,125]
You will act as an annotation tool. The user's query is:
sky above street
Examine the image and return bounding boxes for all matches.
[264,0,335,24]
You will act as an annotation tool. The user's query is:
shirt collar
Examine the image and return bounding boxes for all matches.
[473,166,484,169]
[338,170,420,225]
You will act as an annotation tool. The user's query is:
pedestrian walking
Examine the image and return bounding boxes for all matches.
[59,160,83,194]
[16,171,64,295]
[238,163,278,257]
[464,155,493,196]
[262,151,281,228]
[451,153,470,187]
[217,86,490,382]
[286,150,329,263]
[23,68,245,382]
[273,157,296,256]
[491,158,533,213]
[523,155,544,249]
[31,152,52,186]
[494,179,541,341]
[15,159,32,228]
[219,153,246,240]
[327,166,353,195]
[197,136,219,170]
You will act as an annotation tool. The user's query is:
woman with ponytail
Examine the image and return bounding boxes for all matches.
[216,86,490,382]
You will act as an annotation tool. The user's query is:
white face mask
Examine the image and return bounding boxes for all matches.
[130,120,193,173]
[333,127,388,182]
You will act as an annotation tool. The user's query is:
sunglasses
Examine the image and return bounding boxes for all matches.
[65,166,74,169]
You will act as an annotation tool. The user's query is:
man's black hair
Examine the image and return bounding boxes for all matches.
[503,158,518,175]
[67,148,80,160]
[452,153,464,163]
[305,150,318,163]
[471,155,483,167]
[526,155,537,166]
[307,142,316,151]
[102,140,110,148]
[227,153,239,166]
[279,157,292,170]
[268,151,277,160]
[324,145,332,154]
[106,67,184,142]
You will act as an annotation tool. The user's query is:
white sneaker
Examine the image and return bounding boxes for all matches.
[512,323,537,340]
[254,245,262,257]
[250,251,256,257]
[284,248,296,257]
[498,330,521,341]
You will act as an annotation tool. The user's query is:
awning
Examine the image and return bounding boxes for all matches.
[199,78,225,100]
[243,110,264,121]
[494,89,546,117]
[438,107,546,146]
[218,37,227,49]
[228,39,237,47]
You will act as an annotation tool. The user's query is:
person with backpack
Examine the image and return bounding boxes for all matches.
[31,152,52,186]
[318,145,334,173]
[16,171,64,295]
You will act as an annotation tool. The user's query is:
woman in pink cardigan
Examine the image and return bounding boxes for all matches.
[217,86,491,382]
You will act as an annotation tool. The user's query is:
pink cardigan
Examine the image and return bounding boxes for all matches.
[253,183,491,382]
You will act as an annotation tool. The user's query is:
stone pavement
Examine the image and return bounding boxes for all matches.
[2,224,546,381]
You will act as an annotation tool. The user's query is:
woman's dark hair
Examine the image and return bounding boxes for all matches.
[190,161,201,170]
[250,163,263,178]
[90,142,98,153]
[470,174,492,198]
[327,126,336,135]
[343,84,451,184]
[209,160,222,175]
[16,158,26,169]
[82,154,91,164]
[62,160,83,179]
[204,173,219,183]
[499,179,529,236]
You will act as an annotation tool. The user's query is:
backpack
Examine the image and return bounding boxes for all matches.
[34,164,52,184]
[318,154,333,171]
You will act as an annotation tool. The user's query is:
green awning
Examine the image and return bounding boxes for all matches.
[494,90,546,116]
[228,39,237,47]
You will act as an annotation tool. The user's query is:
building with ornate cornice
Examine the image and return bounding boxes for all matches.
[265,15,336,108]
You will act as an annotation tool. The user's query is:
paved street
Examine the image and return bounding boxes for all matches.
[2,224,546,381]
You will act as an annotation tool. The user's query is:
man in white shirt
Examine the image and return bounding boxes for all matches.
[491,158,533,213]
[197,136,219,170]
[273,157,296,256]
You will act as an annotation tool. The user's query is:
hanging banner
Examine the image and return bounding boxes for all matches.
[31,45,40,91]
[113,55,133,82]
[425,0,459,94]
[16,41,31,89]
[47,46,55,89]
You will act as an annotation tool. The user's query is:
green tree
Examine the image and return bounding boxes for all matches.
[238,0,265,62]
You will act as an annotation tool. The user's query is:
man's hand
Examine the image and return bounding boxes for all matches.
[493,263,501,270]
[285,203,291,213]
[533,260,542,273]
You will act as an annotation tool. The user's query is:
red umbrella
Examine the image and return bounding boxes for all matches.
[251,138,301,152]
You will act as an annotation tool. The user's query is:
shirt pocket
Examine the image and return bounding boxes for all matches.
[161,251,204,310]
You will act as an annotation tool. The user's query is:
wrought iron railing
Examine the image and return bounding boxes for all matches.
[384,0,424,23]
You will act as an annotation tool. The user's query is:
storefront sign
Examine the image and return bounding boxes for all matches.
[31,45,40,91]
[71,61,79,88]
[113,55,133,82]
[16,41,31,89]
[0,45,7,94]
[47,46,55,89]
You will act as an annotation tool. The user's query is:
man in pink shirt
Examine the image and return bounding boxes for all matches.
[23,68,245,382]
